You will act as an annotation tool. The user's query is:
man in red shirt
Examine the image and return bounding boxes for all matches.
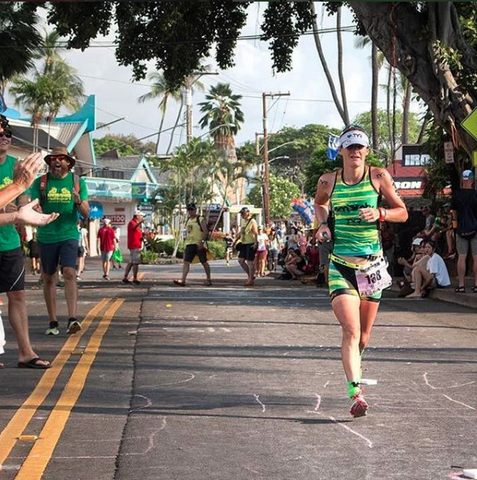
[97,218,116,280]
[122,210,144,285]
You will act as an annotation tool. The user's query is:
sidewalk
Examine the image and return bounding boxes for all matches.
[390,276,477,309]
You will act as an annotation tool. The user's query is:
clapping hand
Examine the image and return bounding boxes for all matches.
[17,199,59,226]
[12,153,44,190]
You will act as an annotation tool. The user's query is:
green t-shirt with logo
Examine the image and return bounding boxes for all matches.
[0,155,21,252]
[30,173,88,244]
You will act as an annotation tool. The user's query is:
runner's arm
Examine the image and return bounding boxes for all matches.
[314,172,334,241]
[372,168,408,223]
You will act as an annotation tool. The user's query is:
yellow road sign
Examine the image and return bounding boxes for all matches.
[462,107,477,141]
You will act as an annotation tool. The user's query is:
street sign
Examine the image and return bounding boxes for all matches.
[138,203,153,212]
[444,141,454,164]
[461,107,477,141]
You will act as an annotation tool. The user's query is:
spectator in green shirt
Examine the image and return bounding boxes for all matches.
[30,146,90,337]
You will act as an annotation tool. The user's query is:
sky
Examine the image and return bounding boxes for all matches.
[5,4,410,153]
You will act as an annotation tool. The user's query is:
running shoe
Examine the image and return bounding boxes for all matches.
[45,325,59,336]
[132,279,141,285]
[350,392,369,418]
[122,278,131,284]
[66,318,82,335]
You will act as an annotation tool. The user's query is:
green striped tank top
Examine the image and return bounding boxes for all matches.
[330,167,381,257]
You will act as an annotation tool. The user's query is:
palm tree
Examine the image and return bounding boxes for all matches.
[10,29,85,149]
[198,82,245,204]
[0,4,41,95]
[138,73,182,154]
[310,3,349,126]
[198,83,244,157]
[138,72,206,154]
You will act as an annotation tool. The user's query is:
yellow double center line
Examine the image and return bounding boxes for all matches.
[0,297,124,479]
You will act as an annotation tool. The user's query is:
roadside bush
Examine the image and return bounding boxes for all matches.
[206,240,225,259]
[141,251,159,264]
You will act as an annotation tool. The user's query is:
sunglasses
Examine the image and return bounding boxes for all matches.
[0,131,12,139]
[48,155,69,162]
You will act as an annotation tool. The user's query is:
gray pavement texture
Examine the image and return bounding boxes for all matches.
[0,257,476,480]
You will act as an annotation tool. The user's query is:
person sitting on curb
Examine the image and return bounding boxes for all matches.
[406,240,450,298]
[284,248,306,280]
[173,203,212,287]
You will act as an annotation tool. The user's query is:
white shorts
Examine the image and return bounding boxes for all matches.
[101,250,114,262]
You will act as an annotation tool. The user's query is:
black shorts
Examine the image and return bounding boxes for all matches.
[238,244,256,262]
[77,246,85,258]
[0,247,25,292]
[39,239,79,275]
[183,244,207,264]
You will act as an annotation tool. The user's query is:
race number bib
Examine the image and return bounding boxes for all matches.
[355,257,392,297]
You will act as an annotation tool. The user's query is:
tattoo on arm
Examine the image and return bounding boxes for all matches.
[376,172,387,179]
[319,179,329,185]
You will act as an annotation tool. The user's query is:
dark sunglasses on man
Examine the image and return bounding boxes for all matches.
[0,130,12,139]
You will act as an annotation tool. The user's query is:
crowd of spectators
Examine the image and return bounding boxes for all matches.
[224,201,465,298]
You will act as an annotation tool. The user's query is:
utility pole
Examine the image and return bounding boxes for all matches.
[262,91,290,225]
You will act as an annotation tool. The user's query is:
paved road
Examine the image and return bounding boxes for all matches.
[0,259,476,480]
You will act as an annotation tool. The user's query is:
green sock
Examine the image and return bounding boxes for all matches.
[348,380,361,398]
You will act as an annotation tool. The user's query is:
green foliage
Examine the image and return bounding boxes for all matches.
[247,173,300,220]
[250,124,341,195]
[140,250,159,265]
[9,29,85,122]
[0,4,42,87]
[205,240,225,260]
[93,134,155,157]
[47,2,251,87]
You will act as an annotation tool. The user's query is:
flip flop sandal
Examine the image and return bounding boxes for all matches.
[455,286,466,293]
[18,357,51,369]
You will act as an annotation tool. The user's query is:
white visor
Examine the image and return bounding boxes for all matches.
[339,130,370,149]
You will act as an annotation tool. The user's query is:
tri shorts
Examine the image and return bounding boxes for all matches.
[329,258,382,302]
[39,239,79,275]
[183,244,207,264]
[238,243,256,262]
[0,247,25,292]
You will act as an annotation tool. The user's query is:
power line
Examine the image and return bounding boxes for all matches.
[0,25,356,51]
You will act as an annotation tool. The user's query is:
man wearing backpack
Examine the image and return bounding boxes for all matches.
[30,147,90,335]
[451,169,477,293]
[173,203,212,287]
